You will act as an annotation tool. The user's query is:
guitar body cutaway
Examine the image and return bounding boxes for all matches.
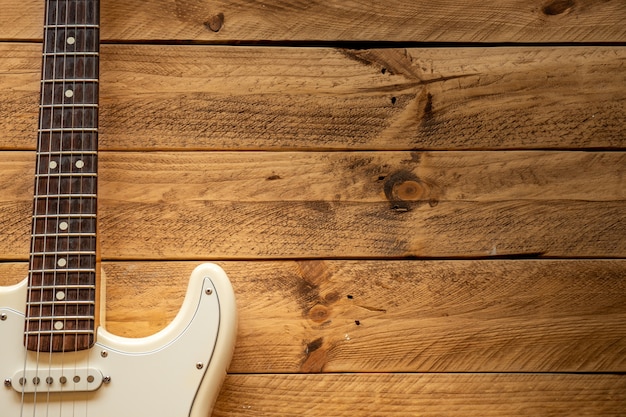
[0,263,237,417]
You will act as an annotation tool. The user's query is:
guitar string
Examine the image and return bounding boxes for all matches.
[21,0,52,411]
[24,0,59,415]
[47,0,67,414]
[73,0,79,412]
[81,4,92,415]
[66,0,73,415]
[76,0,86,414]
[87,0,97,409]
[58,0,71,415]
[43,0,61,413]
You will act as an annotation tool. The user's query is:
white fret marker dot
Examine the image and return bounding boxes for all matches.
[56,291,66,301]
[67,37,75,45]
[59,221,69,231]
[57,258,67,267]
[49,161,58,170]
[54,321,64,330]
[75,160,85,169]
[65,89,74,98]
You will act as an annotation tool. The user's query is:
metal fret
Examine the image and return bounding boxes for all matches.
[35,172,97,178]
[31,228,96,234]
[36,151,98,156]
[39,104,99,109]
[42,78,98,85]
[35,193,96,198]
[38,128,98,132]
[43,51,99,57]
[31,250,97,256]
[28,306,95,311]
[27,302,96,308]
[42,79,99,83]
[25,330,94,335]
[44,24,100,29]
[29,268,96,274]
[29,285,96,290]
[33,214,96,219]
[31,229,96,232]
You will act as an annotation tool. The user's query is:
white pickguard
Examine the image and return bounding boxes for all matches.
[0,263,237,417]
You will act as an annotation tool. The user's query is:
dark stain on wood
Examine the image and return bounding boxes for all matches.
[301,337,330,373]
[423,92,433,120]
[402,152,421,165]
[293,275,320,315]
[346,155,374,170]
[295,260,336,323]
[324,291,341,304]
[305,337,324,354]
[266,174,282,180]
[542,0,576,15]
[338,49,386,72]
[296,261,341,372]
[416,89,435,127]
[338,48,421,80]
[304,200,333,214]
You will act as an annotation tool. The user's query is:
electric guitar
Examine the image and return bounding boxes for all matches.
[0,1,237,415]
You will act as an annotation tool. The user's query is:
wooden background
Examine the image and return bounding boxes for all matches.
[1,0,625,415]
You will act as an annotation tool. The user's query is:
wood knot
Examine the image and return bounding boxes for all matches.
[308,304,331,324]
[542,0,575,15]
[393,180,424,201]
[383,170,440,212]
[204,13,224,32]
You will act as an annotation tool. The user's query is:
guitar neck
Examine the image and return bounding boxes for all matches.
[26,0,100,353]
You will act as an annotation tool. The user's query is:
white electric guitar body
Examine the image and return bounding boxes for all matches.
[0,0,237,415]
[0,264,237,417]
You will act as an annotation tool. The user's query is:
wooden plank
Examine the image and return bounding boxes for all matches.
[1,43,625,151]
[2,260,625,373]
[214,373,626,417]
[0,150,624,259]
[99,199,626,259]
[4,151,624,203]
[2,0,626,43]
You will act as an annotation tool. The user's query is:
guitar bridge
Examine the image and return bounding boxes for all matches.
[9,368,104,393]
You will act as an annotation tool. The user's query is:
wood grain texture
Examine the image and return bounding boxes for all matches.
[0,151,624,260]
[1,44,624,151]
[1,0,626,43]
[1,0,625,413]
[214,373,626,416]
[1,260,625,373]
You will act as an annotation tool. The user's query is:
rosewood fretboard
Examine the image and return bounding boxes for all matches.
[26,0,100,353]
